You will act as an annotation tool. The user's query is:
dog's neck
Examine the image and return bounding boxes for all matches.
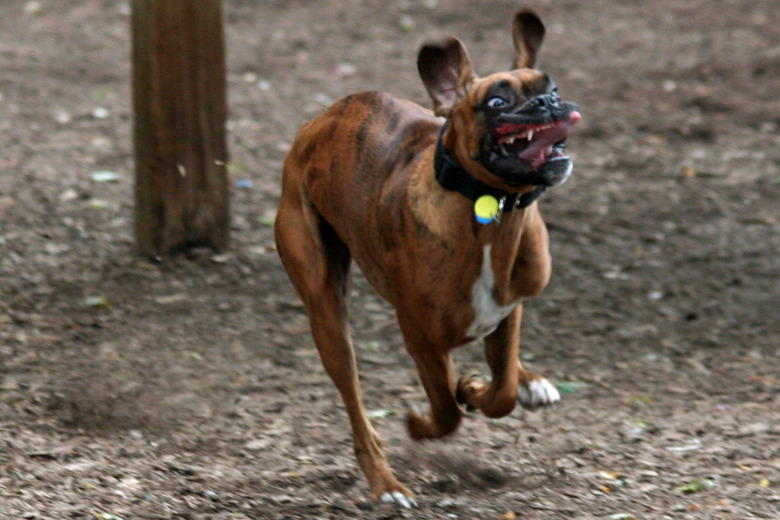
[433,122,545,213]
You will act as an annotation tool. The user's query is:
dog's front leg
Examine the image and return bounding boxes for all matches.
[457,306,560,415]
[457,307,522,417]
[402,326,463,440]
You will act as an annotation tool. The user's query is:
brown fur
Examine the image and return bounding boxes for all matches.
[275,10,571,504]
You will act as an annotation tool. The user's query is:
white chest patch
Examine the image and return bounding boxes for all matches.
[465,245,522,340]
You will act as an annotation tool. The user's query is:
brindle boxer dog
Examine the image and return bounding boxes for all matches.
[275,10,580,507]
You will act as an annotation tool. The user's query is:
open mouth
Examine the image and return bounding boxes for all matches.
[491,110,581,171]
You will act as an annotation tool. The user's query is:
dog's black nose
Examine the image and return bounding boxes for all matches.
[526,93,560,109]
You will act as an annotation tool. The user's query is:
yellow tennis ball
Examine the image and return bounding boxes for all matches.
[474,195,499,224]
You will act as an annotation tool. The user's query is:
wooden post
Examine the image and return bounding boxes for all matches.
[131,0,229,257]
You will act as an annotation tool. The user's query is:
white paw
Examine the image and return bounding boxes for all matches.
[517,378,561,410]
[380,491,416,509]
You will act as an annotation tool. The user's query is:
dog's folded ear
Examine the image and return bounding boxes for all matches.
[512,10,546,69]
[417,38,477,117]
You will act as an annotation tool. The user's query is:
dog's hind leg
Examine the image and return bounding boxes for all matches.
[275,193,414,507]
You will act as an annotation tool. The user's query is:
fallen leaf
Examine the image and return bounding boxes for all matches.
[667,439,703,452]
[95,513,125,520]
[92,106,109,119]
[739,215,777,226]
[84,296,109,308]
[556,381,589,394]
[60,188,79,202]
[676,478,716,493]
[24,1,42,14]
[366,409,396,419]
[88,198,110,209]
[314,93,332,107]
[399,14,414,32]
[647,290,664,300]
[359,340,382,351]
[211,253,232,264]
[53,109,71,124]
[91,170,118,183]
[330,62,357,78]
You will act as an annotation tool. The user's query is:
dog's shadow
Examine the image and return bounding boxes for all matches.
[391,445,556,496]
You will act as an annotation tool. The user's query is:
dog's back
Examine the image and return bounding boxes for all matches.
[280,90,444,302]
[283,90,440,215]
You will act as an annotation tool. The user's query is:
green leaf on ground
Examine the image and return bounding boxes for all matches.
[84,295,109,308]
[556,381,589,394]
[676,478,716,493]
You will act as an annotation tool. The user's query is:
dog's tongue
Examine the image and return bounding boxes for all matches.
[517,111,581,170]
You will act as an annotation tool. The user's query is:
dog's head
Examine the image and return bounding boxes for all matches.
[418,10,580,190]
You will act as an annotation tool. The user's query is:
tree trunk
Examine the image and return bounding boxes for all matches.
[131,0,229,257]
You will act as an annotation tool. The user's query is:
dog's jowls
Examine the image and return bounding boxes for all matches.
[275,9,580,507]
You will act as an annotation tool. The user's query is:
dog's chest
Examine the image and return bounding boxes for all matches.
[465,245,522,340]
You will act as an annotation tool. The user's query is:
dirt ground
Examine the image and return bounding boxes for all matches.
[1,0,779,519]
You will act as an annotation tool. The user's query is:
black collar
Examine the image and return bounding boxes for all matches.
[433,122,545,211]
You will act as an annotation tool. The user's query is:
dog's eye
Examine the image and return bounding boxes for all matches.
[486,96,509,109]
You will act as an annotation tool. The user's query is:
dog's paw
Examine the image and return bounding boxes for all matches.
[517,378,561,410]
[380,491,417,509]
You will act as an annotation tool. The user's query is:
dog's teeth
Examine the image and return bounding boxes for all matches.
[507,136,516,144]
[527,130,534,141]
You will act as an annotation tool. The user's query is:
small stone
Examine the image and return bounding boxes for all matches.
[91,106,109,119]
